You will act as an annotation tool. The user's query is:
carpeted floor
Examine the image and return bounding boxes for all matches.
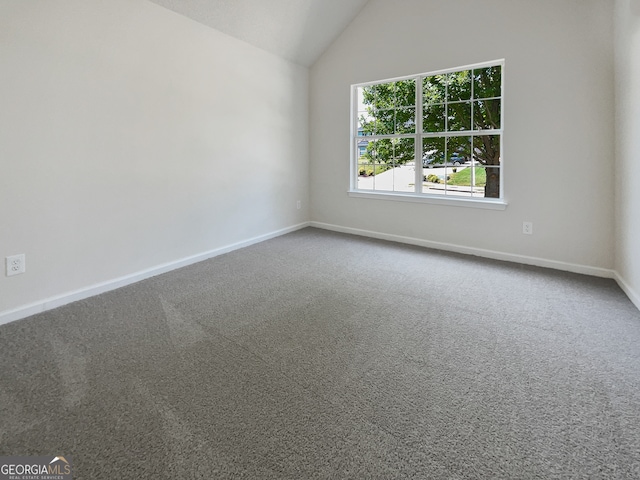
[1,227,640,479]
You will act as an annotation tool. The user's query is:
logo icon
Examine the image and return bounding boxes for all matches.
[0,455,73,479]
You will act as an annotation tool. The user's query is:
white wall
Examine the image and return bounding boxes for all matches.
[615,0,640,308]
[310,0,615,273]
[0,0,309,318]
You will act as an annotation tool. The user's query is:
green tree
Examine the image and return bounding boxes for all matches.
[359,80,416,166]
[360,66,502,198]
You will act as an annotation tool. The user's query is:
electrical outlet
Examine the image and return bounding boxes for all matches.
[296,200,301,210]
[523,222,533,235]
[6,254,26,276]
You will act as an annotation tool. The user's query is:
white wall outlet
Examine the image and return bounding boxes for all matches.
[6,254,26,276]
[296,200,301,210]
[523,222,533,235]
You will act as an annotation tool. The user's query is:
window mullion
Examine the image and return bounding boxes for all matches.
[351,86,358,191]
[415,77,423,194]
[422,129,501,137]
[471,69,475,134]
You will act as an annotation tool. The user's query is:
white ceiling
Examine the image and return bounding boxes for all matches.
[146,0,370,66]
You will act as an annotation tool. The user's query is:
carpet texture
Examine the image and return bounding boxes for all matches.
[1,227,640,479]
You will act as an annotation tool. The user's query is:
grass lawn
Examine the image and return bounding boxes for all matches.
[448,167,486,186]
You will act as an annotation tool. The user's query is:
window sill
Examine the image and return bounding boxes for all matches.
[348,190,508,210]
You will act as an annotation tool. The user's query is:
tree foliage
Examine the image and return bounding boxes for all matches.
[359,80,416,165]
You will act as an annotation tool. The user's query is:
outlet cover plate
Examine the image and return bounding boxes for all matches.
[6,254,25,276]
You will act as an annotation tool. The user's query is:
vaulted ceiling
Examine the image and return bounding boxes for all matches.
[146,0,370,66]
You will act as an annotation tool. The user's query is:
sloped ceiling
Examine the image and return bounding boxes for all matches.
[146,0,369,66]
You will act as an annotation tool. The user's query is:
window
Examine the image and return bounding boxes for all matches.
[351,60,504,206]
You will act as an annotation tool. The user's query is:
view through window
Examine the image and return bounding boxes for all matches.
[352,60,503,201]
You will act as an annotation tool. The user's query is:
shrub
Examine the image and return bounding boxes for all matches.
[359,167,375,177]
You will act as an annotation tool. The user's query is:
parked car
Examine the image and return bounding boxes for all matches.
[449,152,466,166]
[422,155,441,168]
[422,152,467,168]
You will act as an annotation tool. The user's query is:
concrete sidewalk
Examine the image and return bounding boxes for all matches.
[357,163,479,196]
[356,163,417,192]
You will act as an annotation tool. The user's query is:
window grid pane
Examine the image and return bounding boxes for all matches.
[354,62,502,200]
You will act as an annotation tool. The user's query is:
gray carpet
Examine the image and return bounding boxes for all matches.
[1,227,640,479]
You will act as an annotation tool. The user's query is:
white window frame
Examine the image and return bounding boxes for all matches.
[349,60,506,210]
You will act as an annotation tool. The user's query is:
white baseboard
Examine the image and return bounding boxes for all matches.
[0,222,310,326]
[311,221,640,311]
[3,220,637,325]
[613,271,640,312]
[310,221,616,279]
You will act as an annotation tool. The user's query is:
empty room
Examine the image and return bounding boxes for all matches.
[1,0,640,478]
